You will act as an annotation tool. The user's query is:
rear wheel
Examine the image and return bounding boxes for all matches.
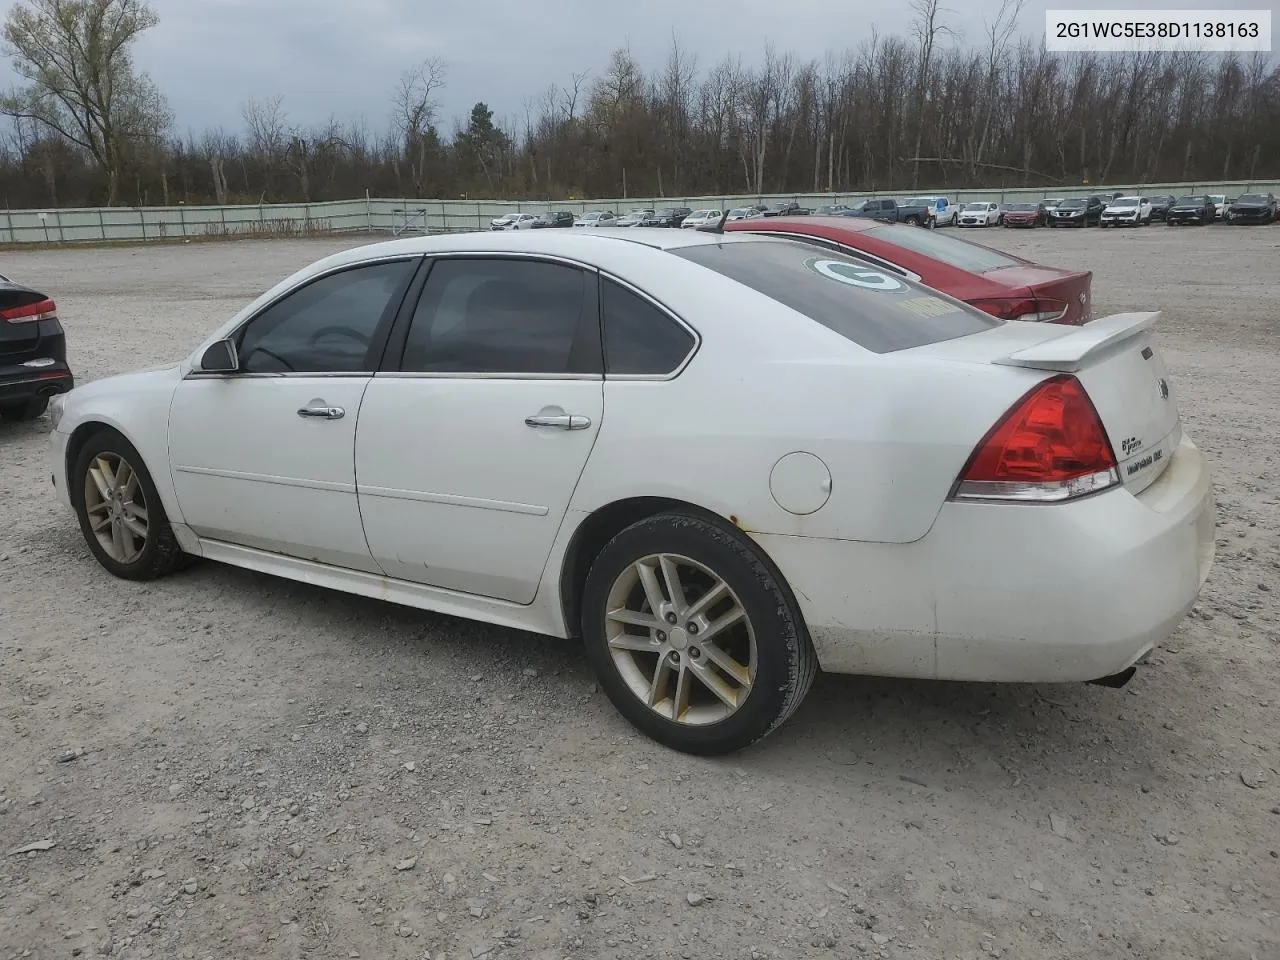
[904,215,919,226]
[0,397,49,422]
[581,512,817,755]
[72,429,190,581]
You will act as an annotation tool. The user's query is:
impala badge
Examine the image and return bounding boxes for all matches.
[1158,378,1170,400]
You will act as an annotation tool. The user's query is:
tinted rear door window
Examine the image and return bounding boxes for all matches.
[673,239,1000,354]
[399,258,597,374]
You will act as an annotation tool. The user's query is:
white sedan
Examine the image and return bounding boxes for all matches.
[681,210,723,229]
[958,202,1001,227]
[47,230,1216,754]
[574,211,618,227]
[489,213,538,230]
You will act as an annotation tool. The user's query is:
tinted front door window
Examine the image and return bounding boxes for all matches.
[237,260,415,373]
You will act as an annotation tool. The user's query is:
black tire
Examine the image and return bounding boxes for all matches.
[904,215,919,226]
[581,511,817,755]
[72,428,190,581]
[0,397,49,422]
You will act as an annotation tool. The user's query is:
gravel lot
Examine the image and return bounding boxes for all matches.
[1,225,1277,960]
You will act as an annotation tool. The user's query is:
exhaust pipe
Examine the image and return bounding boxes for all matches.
[1087,666,1137,689]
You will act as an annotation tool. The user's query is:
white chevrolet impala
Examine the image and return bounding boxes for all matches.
[47,229,1215,754]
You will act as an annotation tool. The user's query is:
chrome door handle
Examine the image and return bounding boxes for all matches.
[525,414,591,430]
[298,402,345,420]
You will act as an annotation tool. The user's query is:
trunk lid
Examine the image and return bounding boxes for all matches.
[985,264,1093,324]
[915,311,1180,494]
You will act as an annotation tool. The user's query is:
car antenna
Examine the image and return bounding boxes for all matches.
[699,205,731,234]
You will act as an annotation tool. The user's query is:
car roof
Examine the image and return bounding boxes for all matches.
[316,225,769,271]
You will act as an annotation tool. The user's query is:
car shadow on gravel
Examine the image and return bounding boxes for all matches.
[189,560,1168,785]
[0,417,55,441]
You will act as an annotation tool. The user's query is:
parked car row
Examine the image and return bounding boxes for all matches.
[488,191,1274,233]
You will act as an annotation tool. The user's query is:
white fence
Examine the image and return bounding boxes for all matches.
[3,180,1277,244]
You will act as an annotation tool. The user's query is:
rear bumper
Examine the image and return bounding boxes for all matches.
[754,434,1215,684]
[0,360,74,404]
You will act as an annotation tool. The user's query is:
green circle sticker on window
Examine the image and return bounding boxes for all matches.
[807,258,904,292]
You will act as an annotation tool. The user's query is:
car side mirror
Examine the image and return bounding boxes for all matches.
[199,338,239,373]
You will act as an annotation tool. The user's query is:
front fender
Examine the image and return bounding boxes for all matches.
[57,367,184,524]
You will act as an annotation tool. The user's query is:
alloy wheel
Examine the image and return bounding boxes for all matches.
[84,452,149,564]
[604,553,756,725]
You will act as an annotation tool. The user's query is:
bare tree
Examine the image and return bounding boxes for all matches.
[973,0,1023,175]
[909,0,953,187]
[0,0,171,204]
[391,57,446,196]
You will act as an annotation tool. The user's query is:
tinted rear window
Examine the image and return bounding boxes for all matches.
[673,239,1000,354]
[863,225,1019,273]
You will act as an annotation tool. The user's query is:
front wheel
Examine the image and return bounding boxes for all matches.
[581,512,817,755]
[72,429,190,581]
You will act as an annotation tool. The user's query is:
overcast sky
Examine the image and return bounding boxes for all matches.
[2,0,1277,138]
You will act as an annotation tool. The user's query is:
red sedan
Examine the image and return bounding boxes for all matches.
[725,216,1093,325]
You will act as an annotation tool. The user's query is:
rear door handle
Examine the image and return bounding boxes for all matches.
[525,414,591,430]
[298,400,345,420]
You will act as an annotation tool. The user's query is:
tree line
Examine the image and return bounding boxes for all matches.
[1,0,1277,210]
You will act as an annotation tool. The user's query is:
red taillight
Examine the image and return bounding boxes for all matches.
[0,297,57,323]
[953,374,1119,503]
[969,296,1069,323]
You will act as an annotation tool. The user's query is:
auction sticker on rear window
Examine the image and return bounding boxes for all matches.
[806,258,904,291]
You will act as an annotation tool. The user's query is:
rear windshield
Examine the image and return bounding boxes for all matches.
[673,239,1000,354]
[863,224,1019,273]
[1237,194,1269,203]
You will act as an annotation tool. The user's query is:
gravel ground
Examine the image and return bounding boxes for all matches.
[1,225,1277,960]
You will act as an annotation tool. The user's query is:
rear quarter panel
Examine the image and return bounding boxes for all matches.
[569,260,1044,544]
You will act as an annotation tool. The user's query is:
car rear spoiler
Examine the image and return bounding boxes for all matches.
[993,311,1160,373]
